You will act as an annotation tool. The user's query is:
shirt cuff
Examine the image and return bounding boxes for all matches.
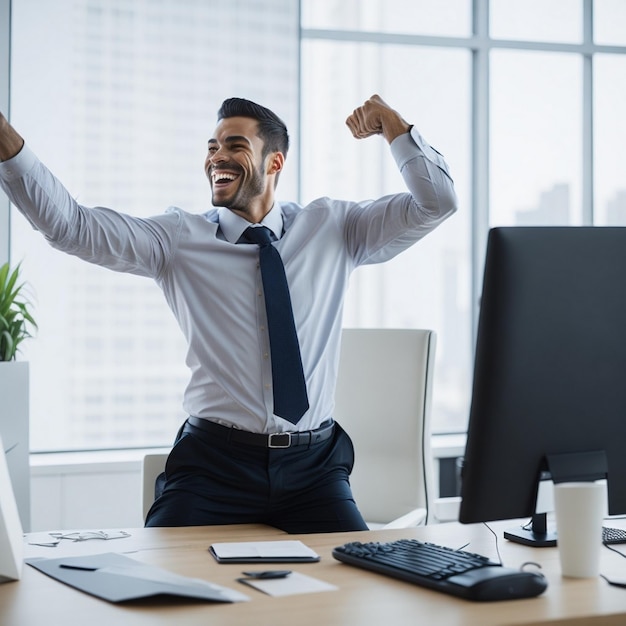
[0,143,38,182]
[390,127,453,179]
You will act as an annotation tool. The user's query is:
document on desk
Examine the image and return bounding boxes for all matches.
[238,571,338,597]
[26,552,249,603]
[209,540,321,563]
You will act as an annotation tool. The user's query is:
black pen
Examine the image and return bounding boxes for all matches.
[240,570,292,579]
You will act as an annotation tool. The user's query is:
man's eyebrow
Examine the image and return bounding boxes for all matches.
[207,135,252,146]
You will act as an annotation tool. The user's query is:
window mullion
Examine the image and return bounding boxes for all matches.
[0,0,11,264]
[471,0,490,343]
[582,0,594,224]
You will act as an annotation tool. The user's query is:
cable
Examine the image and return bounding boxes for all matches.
[604,543,626,559]
[482,522,503,565]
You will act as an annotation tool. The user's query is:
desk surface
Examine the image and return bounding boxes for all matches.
[3,520,626,626]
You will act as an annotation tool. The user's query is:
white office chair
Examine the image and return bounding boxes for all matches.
[141,452,169,521]
[141,328,436,528]
[333,328,436,528]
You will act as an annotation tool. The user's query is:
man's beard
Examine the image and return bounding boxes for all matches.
[212,162,266,214]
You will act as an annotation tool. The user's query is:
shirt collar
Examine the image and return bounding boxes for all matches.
[218,203,284,243]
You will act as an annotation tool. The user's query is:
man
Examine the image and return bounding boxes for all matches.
[0,95,457,533]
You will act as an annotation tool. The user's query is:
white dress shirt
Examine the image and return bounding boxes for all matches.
[0,127,457,433]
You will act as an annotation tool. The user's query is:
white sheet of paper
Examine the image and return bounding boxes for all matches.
[239,571,337,597]
[211,540,319,560]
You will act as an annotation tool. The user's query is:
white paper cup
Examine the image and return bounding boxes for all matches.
[553,481,605,578]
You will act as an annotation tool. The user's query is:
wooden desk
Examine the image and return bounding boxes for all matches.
[2,520,626,626]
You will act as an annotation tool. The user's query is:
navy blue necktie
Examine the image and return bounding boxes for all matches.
[241,226,309,424]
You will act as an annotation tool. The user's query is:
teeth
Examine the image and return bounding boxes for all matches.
[212,172,237,183]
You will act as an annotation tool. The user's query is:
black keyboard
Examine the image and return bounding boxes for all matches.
[332,539,547,602]
[603,526,626,545]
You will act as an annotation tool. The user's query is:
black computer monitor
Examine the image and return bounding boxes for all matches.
[459,227,626,547]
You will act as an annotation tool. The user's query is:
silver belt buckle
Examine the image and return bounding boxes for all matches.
[268,432,292,448]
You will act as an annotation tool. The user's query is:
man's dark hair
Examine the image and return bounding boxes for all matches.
[217,97,289,159]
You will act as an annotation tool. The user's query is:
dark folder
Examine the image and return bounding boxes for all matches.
[26,552,249,603]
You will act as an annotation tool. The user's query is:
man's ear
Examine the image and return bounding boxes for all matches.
[267,151,284,176]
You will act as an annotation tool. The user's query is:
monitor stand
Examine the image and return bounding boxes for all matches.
[505,450,609,548]
[504,513,557,548]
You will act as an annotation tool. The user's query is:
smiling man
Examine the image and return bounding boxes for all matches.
[207,113,282,220]
[0,96,457,532]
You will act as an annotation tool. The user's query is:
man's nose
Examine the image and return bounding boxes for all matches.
[209,147,228,165]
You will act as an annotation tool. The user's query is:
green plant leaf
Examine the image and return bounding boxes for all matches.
[0,262,37,361]
[5,265,19,296]
[1,329,14,361]
[0,263,8,291]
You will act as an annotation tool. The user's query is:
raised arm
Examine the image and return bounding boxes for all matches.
[0,113,25,161]
[0,112,174,279]
[342,95,458,266]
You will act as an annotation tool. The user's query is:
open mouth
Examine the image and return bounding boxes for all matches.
[211,170,240,189]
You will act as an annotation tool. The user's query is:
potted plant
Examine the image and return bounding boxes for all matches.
[0,262,37,361]
[0,261,36,531]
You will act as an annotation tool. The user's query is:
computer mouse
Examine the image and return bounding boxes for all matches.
[447,566,548,601]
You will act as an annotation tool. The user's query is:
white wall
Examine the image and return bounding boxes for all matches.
[30,451,151,531]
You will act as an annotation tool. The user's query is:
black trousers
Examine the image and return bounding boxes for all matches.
[144,418,368,534]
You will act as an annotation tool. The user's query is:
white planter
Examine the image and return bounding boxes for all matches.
[0,361,30,531]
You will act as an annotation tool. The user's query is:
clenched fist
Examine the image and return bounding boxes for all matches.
[345,95,411,144]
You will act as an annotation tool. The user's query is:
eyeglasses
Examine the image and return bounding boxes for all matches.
[29,530,131,547]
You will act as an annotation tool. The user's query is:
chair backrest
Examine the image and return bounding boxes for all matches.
[333,328,436,526]
[141,329,436,525]
[141,452,169,521]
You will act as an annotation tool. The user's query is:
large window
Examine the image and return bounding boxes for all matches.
[300,38,472,433]
[300,0,626,436]
[5,0,626,451]
[490,50,583,226]
[8,0,299,451]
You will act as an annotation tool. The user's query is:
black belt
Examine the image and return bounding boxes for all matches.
[185,416,334,449]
